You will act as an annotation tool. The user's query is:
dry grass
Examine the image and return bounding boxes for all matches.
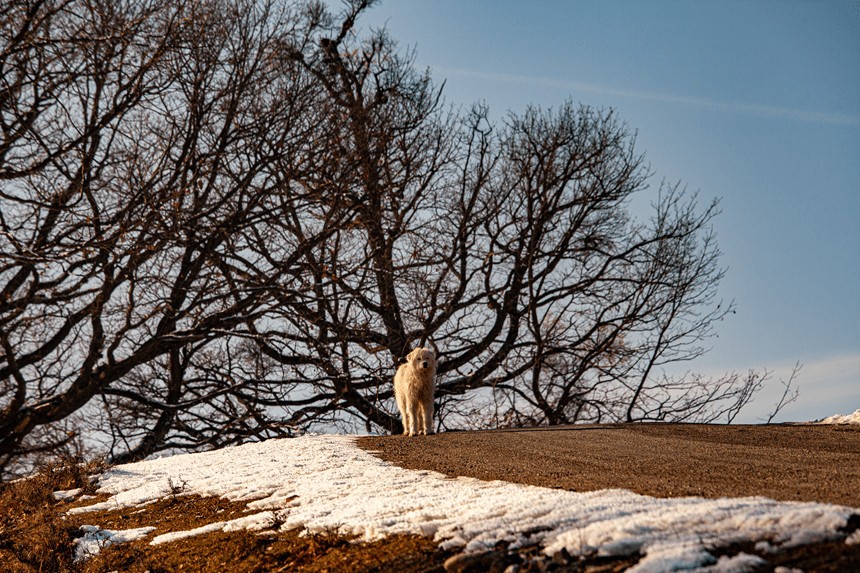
[0,455,107,573]
[70,494,450,572]
[79,527,448,573]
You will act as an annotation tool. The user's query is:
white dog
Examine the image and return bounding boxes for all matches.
[394,347,437,436]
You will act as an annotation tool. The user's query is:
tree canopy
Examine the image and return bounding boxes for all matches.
[0,0,765,477]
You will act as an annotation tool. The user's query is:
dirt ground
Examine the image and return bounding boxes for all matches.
[358,423,860,507]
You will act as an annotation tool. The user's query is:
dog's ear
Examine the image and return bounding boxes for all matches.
[405,348,418,362]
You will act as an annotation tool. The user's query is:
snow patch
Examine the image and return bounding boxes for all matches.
[814,409,860,425]
[74,525,155,561]
[150,521,226,546]
[708,553,768,573]
[149,511,277,545]
[72,435,858,572]
[52,488,82,501]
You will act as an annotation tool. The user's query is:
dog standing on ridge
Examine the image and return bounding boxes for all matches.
[394,347,436,436]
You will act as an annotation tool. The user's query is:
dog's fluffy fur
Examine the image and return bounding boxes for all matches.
[394,347,436,436]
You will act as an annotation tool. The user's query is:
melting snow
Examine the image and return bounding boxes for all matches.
[74,525,155,561]
[150,511,277,545]
[52,487,82,501]
[66,434,859,572]
[815,409,860,425]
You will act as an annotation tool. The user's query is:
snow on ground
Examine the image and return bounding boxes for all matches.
[74,524,155,561]
[814,408,860,425]
[52,487,82,501]
[67,435,858,573]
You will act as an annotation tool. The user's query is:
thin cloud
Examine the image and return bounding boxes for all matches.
[439,67,860,127]
[682,350,860,423]
[797,351,860,388]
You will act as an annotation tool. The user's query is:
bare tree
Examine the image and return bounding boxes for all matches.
[0,0,333,475]
[208,2,757,436]
[2,0,771,475]
[763,363,801,424]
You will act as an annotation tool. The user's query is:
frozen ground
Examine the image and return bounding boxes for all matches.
[65,430,859,573]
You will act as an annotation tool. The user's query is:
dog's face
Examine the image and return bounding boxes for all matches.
[407,347,435,371]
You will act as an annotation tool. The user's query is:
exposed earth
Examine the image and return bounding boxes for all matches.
[358,423,860,507]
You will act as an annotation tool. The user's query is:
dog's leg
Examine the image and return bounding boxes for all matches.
[425,400,435,435]
[415,403,425,436]
[415,401,431,436]
[404,408,413,437]
[396,392,409,435]
[404,401,416,437]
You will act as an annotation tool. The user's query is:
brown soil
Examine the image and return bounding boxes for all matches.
[358,423,860,507]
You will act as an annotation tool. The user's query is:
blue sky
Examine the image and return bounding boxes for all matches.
[359,0,860,422]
